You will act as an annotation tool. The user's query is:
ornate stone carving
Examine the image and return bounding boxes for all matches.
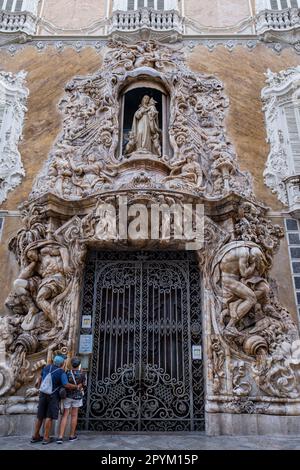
[31,40,252,201]
[2,40,300,421]
[262,66,300,209]
[0,70,28,205]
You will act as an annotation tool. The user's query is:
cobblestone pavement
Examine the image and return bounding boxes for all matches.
[0,433,300,450]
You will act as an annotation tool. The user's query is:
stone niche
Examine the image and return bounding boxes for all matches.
[1,39,300,436]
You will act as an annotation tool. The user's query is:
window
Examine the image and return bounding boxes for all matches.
[0,0,39,14]
[286,219,300,318]
[270,0,299,8]
[0,0,23,11]
[113,0,178,10]
[262,67,300,209]
[284,104,300,174]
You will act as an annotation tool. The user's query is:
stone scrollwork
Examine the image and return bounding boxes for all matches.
[31,40,251,201]
[0,70,28,205]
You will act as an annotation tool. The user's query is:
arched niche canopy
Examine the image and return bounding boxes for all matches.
[119,79,171,159]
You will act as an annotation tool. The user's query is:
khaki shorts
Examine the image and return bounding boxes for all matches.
[63,398,83,409]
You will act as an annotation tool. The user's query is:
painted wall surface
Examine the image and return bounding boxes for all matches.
[0,43,298,319]
[185,0,251,28]
[39,0,107,32]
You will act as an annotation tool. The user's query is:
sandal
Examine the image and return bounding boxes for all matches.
[30,436,43,443]
[42,438,53,445]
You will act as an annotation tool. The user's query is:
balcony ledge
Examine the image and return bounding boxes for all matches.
[256,7,300,45]
[109,8,184,42]
[0,10,38,36]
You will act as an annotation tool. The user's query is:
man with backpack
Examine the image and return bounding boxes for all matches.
[31,355,81,445]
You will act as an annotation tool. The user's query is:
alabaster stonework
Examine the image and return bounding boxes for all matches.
[0,41,300,434]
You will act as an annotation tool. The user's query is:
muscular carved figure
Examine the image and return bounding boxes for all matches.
[219,245,269,334]
[13,244,72,326]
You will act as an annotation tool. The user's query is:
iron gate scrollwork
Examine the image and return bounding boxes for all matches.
[79,252,204,432]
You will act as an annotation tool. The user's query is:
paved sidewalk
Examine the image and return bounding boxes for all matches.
[0,433,300,450]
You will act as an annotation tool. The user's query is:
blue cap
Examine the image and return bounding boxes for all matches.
[53,355,65,367]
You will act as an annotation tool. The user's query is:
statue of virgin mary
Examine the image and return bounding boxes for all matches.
[126,95,161,157]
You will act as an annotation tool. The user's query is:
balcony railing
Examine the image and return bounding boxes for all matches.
[109,8,184,35]
[256,7,300,35]
[0,10,38,35]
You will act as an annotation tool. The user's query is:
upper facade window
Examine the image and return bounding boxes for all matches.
[0,0,38,14]
[262,67,300,216]
[256,0,299,10]
[269,0,299,9]
[113,0,178,10]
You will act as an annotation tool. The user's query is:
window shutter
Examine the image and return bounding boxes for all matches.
[138,0,144,8]
[290,0,299,7]
[127,0,135,10]
[280,0,288,8]
[270,0,279,8]
[148,0,154,7]
[285,105,300,174]
[6,0,14,11]
[157,0,165,9]
[15,0,24,11]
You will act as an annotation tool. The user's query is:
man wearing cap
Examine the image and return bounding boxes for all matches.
[31,355,81,445]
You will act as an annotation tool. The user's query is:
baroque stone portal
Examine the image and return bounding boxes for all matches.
[1,40,300,424]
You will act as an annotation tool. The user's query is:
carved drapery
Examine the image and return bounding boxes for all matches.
[1,41,300,419]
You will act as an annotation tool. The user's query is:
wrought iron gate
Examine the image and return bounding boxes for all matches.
[79,251,204,432]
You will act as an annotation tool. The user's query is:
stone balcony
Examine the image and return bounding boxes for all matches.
[109,8,184,41]
[256,7,300,44]
[0,10,38,36]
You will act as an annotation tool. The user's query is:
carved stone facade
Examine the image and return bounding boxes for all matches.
[0,70,28,205]
[262,66,300,215]
[0,41,300,435]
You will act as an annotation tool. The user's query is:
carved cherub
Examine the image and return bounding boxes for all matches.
[125,131,137,157]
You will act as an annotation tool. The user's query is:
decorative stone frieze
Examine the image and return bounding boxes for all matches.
[0,70,28,205]
[1,41,300,425]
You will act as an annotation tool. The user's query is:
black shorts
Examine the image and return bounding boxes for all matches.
[37,392,60,420]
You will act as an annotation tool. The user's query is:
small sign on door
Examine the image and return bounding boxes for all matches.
[192,345,202,361]
[79,334,93,354]
[81,315,92,329]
